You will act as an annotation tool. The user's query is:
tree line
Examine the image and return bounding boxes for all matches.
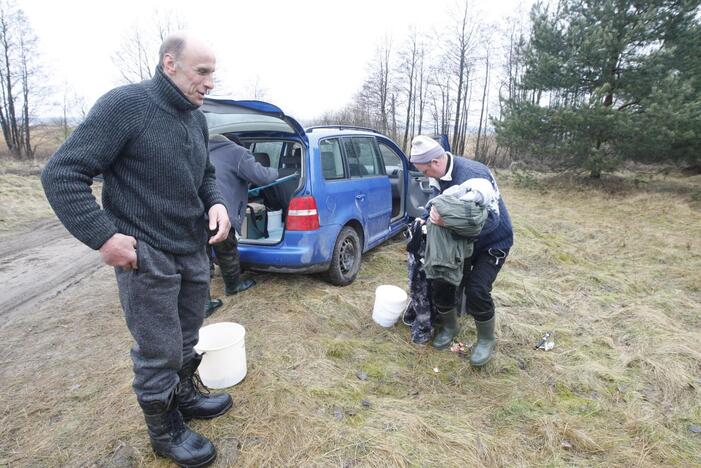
[495,0,701,176]
[0,0,38,158]
[314,0,701,175]
[310,1,512,167]
[4,0,700,177]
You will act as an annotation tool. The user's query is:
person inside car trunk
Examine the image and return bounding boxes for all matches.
[41,33,232,467]
[204,134,279,314]
[410,135,513,367]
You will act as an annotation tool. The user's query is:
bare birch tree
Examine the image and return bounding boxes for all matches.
[112,9,187,84]
[475,48,490,160]
[0,0,40,158]
[444,0,479,152]
[398,30,419,150]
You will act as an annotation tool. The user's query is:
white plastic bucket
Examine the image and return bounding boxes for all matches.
[194,322,247,389]
[372,285,408,327]
[268,210,282,230]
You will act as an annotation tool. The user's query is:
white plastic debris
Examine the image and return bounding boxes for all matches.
[535,332,555,351]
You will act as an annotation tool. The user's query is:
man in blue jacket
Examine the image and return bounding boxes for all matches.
[410,135,513,367]
[207,134,279,306]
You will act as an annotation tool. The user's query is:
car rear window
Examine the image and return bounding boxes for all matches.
[320,139,344,180]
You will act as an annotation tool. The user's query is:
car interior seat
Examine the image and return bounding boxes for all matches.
[252,152,271,168]
[261,146,302,213]
[321,151,339,179]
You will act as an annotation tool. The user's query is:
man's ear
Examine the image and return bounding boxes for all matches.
[162,53,177,75]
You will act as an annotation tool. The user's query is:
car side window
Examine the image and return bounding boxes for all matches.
[377,140,403,178]
[343,137,382,178]
[319,138,345,180]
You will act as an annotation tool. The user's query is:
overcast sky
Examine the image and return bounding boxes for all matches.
[18,0,531,121]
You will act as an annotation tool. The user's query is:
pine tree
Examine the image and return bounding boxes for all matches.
[494,0,701,176]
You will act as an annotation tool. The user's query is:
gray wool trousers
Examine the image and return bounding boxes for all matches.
[115,240,209,405]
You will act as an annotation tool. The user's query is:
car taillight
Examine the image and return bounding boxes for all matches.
[286,196,320,231]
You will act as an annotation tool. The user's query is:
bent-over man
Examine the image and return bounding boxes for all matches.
[410,135,513,367]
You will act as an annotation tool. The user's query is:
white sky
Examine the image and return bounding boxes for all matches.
[18,0,531,121]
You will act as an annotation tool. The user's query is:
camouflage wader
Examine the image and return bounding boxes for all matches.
[404,220,434,344]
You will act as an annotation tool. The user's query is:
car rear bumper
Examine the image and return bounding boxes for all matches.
[238,225,339,272]
[243,261,331,274]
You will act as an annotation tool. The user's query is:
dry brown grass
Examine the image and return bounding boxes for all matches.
[0,168,699,467]
[0,160,53,233]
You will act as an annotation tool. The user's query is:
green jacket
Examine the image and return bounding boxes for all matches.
[424,194,487,285]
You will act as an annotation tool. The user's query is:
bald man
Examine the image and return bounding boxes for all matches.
[42,33,230,466]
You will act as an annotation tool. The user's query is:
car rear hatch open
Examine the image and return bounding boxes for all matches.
[202,98,308,245]
[203,98,307,144]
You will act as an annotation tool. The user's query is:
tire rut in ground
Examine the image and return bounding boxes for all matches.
[0,218,103,320]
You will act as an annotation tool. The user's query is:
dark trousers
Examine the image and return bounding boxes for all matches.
[115,241,209,405]
[211,231,241,285]
[458,248,508,321]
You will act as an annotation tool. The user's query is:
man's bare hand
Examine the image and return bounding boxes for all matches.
[100,233,137,269]
[208,203,231,244]
[429,206,445,226]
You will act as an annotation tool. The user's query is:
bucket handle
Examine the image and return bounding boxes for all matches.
[400,298,413,326]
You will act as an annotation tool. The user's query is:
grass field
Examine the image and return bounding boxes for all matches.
[0,165,699,466]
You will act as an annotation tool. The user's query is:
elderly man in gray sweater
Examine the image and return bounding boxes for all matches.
[41,33,230,467]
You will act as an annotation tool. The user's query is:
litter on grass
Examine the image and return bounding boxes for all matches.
[535,332,555,351]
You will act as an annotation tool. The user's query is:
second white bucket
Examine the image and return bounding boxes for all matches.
[372,285,408,327]
[194,322,247,389]
[268,210,283,230]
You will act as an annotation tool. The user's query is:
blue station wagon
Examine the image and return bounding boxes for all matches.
[202,98,431,285]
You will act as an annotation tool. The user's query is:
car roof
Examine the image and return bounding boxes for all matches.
[304,127,395,143]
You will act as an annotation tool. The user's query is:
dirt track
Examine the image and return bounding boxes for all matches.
[0,219,102,319]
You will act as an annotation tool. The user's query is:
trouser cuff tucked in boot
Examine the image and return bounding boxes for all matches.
[139,390,217,467]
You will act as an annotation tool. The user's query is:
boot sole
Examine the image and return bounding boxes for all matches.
[431,329,460,350]
[431,340,452,350]
[470,356,493,367]
[155,448,217,468]
[181,398,234,422]
[470,348,496,368]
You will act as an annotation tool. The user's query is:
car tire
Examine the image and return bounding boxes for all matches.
[325,226,362,286]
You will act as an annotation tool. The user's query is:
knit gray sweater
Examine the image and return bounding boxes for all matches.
[41,66,225,254]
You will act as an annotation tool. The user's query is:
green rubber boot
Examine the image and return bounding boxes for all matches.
[432,307,459,349]
[225,278,256,296]
[470,316,496,367]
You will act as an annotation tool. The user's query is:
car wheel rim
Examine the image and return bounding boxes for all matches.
[339,237,356,275]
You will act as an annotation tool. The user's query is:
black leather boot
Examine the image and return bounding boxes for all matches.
[139,391,217,467]
[178,354,233,421]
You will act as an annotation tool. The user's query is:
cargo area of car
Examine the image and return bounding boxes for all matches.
[222,134,304,245]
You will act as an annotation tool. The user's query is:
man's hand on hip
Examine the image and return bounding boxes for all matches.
[429,206,445,226]
[100,233,137,269]
[208,203,231,244]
